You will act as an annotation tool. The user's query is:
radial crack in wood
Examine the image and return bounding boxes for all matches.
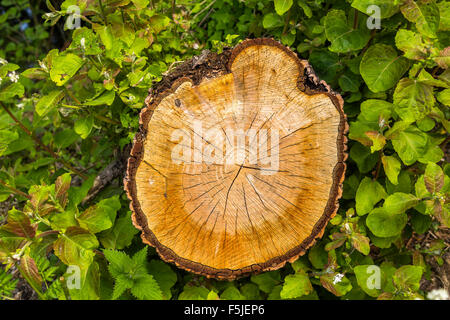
[125,38,348,280]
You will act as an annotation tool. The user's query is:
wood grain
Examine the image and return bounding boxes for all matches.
[125,38,348,279]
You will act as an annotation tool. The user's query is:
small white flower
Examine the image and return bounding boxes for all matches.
[427,288,449,300]
[333,273,344,285]
[379,118,385,128]
[0,57,7,65]
[128,95,135,102]
[193,43,199,50]
[8,71,19,83]
[17,102,25,109]
[12,253,21,260]
[344,222,351,234]
[80,37,86,49]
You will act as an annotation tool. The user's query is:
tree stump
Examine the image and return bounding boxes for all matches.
[125,38,348,279]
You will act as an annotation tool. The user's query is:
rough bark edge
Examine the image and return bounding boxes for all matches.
[124,38,348,280]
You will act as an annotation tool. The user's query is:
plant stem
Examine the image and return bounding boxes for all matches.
[0,102,88,180]
[0,179,31,199]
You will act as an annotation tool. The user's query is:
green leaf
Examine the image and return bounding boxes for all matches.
[49,53,84,86]
[55,173,71,209]
[1,208,36,239]
[76,196,121,233]
[354,265,382,297]
[221,286,245,300]
[339,73,360,93]
[280,273,313,299]
[67,262,100,300]
[53,226,98,268]
[131,0,150,10]
[112,274,132,299]
[103,249,133,278]
[19,254,43,294]
[0,83,24,101]
[82,90,115,106]
[262,13,284,29]
[393,265,423,292]
[365,131,386,153]
[384,193,420,214]
[308,243,328,269]
[35,90,65,116]
[356,177,387,216]
[438,1,450,31]
[148,260,177,299]
[400,0,440,38]
[0,129,19,156]
[352,0,400,19]
[393,78,435,122]
[424,162,444,194]
[74,115,94,139]
[395,29,428,60]
[251,271,281,293]
[360,44,410,92]
[382,155,402,185]
[178,285,210,300]
[437,89,450,106]
[324,10,370,53]
[274,0,293,15]
[297,0,312,18]
[320,274,352,297]
[391,126,429,165]
[366,208,408,237]
[351,233,371,255]
[99,211,139,250]
[69,27,102,55]
[131,274,163,300]
[349,142,379,173]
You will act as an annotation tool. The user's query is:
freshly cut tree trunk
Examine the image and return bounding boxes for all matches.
[125,39,348,280]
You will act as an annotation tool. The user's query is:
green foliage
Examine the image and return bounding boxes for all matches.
[0,0,448,301]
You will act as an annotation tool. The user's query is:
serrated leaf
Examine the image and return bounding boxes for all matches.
[148,260,177,299]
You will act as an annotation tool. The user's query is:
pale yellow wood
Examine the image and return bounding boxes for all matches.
[132,42,343,272]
